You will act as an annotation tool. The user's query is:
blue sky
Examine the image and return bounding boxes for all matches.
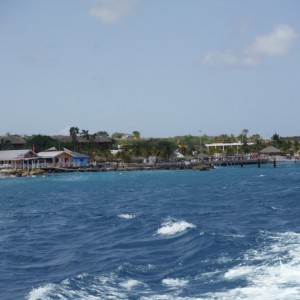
[1,0,299,138]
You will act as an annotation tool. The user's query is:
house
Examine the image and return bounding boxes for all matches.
[37,150,74,167]
[63,148,90,167]
[121,134,135,140]
[0,135,26,150]
[37,148,90,167]
[0,149,38,168]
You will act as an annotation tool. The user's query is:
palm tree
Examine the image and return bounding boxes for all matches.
[271,133,281,148]
[80,129,90,141]
[241,129,249,144]
[69,127,79,143]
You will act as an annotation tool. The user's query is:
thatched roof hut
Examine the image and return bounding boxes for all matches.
[259,146,282,155]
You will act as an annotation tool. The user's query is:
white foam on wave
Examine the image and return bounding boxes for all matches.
[120,279,144,290]
[27,284,54,300]
[223,233,246,238]
[271,206,284,211]
[156,219,196,236]
[118,213,136,219]
[224,265,254,279]
[162,278,189,288]
[204,231,300,300]
[27,232,300,300]
[27,273,148,300]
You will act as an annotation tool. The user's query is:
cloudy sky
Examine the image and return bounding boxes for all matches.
[1,0,299,138]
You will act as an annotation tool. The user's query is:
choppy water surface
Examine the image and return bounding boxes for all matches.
[1,163,300,299]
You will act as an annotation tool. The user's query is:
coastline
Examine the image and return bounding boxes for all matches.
[0,163,214,177]
[1,158,296,178]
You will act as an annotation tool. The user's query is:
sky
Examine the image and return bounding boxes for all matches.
[1,0,299,138]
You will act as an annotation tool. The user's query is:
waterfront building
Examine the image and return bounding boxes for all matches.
[205,142,254,153]
[0,149,38,168]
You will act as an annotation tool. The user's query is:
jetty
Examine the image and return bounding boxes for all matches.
[208,158,269,167]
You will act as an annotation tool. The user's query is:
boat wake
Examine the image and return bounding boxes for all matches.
[203,231,300,300]
[26,231,300,300]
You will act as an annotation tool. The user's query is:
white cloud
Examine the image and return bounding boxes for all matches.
[246,24,297,56]
[244,24,297,65]
[203,24,298,67]
[203,50,238,67]
[90,0,138,24]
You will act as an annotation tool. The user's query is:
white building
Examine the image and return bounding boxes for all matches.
[205,142,254,152]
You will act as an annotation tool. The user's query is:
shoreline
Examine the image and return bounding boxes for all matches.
[0,163,214,177]
[1,159,296,178]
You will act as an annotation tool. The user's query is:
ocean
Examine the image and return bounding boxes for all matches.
[1,162,300,300]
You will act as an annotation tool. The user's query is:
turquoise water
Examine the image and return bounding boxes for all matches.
[1,163,300,299]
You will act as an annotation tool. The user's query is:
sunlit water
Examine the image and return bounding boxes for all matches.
[1,162,300,299]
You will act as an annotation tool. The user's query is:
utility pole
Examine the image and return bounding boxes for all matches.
[199,130,202,153]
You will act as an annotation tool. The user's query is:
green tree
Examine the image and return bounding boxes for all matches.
[112,132,123,139]
[69,127,79,143]
[179,135,197,155]
[155,140,177,160]
[238,129,249,144]
[291,140,299,155]
[80,129,90,141]
[251,134,263,152]
[96,131,110,137]
[131,141,143,157]
[271,133,281,148]
[215,134,232,143]
[25,135,58,152]
[132,131,141,139]
[0,138,12,150]
[282,140,292,152]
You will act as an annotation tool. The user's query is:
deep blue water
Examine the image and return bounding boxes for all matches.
[1,163,300,299]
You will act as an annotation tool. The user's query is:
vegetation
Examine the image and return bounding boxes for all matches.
[0,138,12,150]
[25,135,59,152]
[69,127,79,143]
[2,128,300,162]
[132,131,141,140]
[96,131,109,137]
[111,132,123,139]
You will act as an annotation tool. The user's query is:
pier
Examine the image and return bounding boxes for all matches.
[208,158,269,167]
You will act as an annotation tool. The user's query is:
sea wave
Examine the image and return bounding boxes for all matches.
[27,273,133,300]
[119,279,145,290]
[26,231,300,300]
[162,278,189,288]
[203,231,300,300]
[27,274,190,300]
[4,165,300,300]
[156,219,196,236]
[118,213,137,219]
[27,284,55,300]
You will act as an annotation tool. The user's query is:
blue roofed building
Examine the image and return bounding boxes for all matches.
[63,148,90,167]
[37,148,90,167]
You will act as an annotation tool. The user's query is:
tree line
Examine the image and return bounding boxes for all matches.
[1,128,299,162]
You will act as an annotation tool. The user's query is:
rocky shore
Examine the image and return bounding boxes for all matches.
[0,169,47,177]
[0,163,214,177]
[45,163,215,173]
